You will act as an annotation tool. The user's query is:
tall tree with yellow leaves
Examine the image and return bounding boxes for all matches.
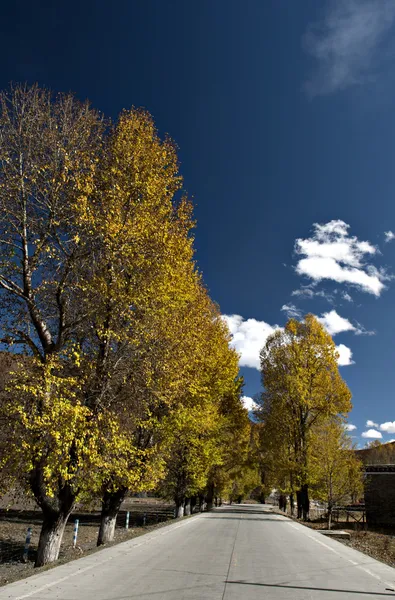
[78,108,236,544]
[259,315,352,520]
[0,84,105,565]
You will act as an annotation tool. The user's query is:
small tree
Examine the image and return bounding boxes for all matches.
[310,419,364,529]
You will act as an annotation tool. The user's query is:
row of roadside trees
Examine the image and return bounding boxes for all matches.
[0,84,258,567]
[0,84,363,568]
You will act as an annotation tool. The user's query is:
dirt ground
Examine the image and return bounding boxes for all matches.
[0,499,176,587]
[275,506,395,570]
[306,519,395,569]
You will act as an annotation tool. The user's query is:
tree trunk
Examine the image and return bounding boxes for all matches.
[279,494,286,512]
[35,510,71,567]
[190,496,197,513]
[97,487,127,546]
[184,497,191,516]
[328,503,332,530]
[176,501,185,518]
[301,484,310,521]
[206,482,214,511]
[290,493,294,516]
[29,468,75,567]
[198,495,205,512]
[296,490,302,519]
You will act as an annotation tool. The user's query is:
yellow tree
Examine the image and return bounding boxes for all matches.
[77,109,196,544]
[0,84,104,565]
[205,378,256,506]
[256,400,296,508]
[310,418,364,529]
[259,315,352,520]
[159,305,240,516]
[75,108,241,543]
[160,404,222,517]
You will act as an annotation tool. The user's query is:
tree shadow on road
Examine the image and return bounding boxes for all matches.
[205,516,285,521]
[212,507,271,515]
[227,580,395,596]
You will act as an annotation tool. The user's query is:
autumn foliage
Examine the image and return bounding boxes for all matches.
[0,84,358,567]
[0,84,251,565]
[257,315,362,523]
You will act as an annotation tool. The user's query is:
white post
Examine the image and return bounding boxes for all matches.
[23,527,32,562]
[73,519,79,548]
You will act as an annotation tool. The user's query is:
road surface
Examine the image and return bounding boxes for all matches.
[1,504,395,599]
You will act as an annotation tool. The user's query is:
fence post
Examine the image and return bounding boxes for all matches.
[23,527,32,562]
[125,511,130,530]
[73,519,79,548]
[143,513,146,526]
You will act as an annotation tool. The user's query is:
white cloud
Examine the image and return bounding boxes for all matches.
[291,286,334,302]
[366,419,379,428]
[318,310,355,336]
[281,303,302,318]
[294,220,389,296]
[384,231,395,243]
[345,423,357,431]
[354,322,375,336]
[379,421,395,433]
[361,429,383,439]
[303,0,395,97]
[336,343,354,366]
[223,312,354,369]
[292,287,315,299]
[222,314,280,370]
[317,309,373,337]
[242,396,258,412]
[342,292,353,302]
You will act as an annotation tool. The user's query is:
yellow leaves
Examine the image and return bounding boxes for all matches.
[309,418,364,505]
[259,314,353,493]
[0,97,242,511]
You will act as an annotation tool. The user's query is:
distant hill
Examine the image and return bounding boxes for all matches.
[356,441,395,466]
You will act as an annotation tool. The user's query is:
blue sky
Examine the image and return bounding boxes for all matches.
[2,0,395,445]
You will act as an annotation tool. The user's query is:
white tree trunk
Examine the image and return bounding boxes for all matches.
[35,514,69,567]
[176,503,184,518]
[98,515,117,545]
[184,498,191,516]
[97,488,127,546]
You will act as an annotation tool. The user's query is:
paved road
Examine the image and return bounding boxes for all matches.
[2,504,395,599]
